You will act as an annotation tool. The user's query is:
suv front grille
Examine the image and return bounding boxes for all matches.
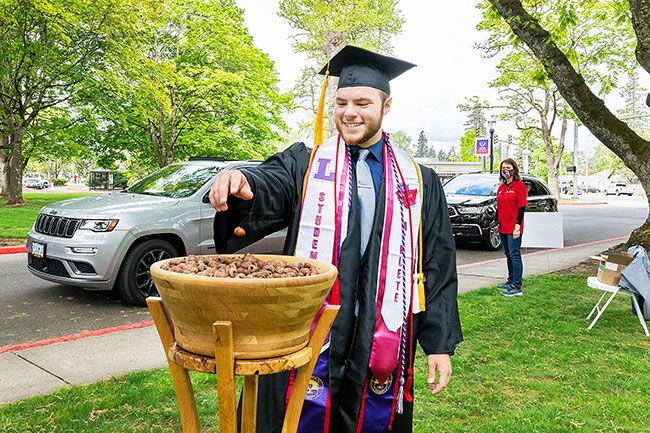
[35,214,82,238]
[28,255,71,278]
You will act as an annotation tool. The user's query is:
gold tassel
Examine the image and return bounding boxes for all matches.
[313,67,330,147]
[417,271,426,311]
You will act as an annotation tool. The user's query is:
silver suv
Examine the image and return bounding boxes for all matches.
[26,159,283,306]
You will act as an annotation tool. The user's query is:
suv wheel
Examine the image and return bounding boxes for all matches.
[482,224,501,251]
[116,239,178,306]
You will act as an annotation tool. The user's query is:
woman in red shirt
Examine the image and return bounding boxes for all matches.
[496,158,527,297]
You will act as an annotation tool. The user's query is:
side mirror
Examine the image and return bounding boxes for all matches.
[202,194,210,204]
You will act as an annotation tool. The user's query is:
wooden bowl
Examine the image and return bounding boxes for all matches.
[150,254,337,359]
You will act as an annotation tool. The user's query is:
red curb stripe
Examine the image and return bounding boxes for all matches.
[0,246,27,255]
[457,235,628,270]
[0,320,154,354]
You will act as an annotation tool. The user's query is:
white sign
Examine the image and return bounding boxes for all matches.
[521,212,564,248]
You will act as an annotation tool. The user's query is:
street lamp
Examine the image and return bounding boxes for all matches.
[488,120,496,173]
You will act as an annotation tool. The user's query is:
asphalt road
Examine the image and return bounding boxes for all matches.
[0,253,149,347]
[1,195,647,347]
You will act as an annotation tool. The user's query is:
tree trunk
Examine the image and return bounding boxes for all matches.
[541,118,560,199]
[0,134,9,199]
[488,0,650,249]
[629,0,650,75]
[7,126,25,205]
[149,119,163,168]
[627,169,650,251]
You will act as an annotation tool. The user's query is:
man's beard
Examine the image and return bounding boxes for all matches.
[336,113,383,145]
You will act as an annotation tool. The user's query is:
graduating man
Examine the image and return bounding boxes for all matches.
[209,45,462,433]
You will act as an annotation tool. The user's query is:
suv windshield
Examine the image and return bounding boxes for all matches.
[444,175,499,197]
[126,164,221,198]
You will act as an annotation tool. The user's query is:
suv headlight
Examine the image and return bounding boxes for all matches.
[78,219,119,232]
[458,206,485,214]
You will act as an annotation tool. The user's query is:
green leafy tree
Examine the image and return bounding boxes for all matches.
[476,0,636,199]
[486,0,650,248]
[460,96,488,136]
[617,70,650,136]
[278,0,404,137]
[437,149,446,161]
[390,130,414,154]
[0,0,141,204]
[592,143,635,180]
[95,0,288,168]
[459,129,480,162]
[447,146,459,162]
[415,130,430,157]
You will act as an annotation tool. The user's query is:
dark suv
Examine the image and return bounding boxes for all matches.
[444,173,557,250]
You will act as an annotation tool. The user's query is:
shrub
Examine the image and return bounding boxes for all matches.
[54,178,67,186]
[113,171,129,189]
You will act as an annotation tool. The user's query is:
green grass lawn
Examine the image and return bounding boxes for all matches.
[0,193,94,239]
[1,274,648,432]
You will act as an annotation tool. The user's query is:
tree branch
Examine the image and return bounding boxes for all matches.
[629,0,650,74]
[488,0,650,163]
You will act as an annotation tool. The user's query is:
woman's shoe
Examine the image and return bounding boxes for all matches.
[497,283,511,291]
[501,287,523,297]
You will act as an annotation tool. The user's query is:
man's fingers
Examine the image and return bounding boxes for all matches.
[427,354,452,396]
[234,173,254,200]
[427,361,437,386]
[209,177,227,211]
[215,174,232,211]
[210,170,253,211]
[428,366,451,396]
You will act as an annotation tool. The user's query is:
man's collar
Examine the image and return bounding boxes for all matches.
[351,135,384,161]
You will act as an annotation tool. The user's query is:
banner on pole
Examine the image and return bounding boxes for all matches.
[475,138,490,157]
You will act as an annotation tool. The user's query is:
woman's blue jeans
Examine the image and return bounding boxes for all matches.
[500,233,523,291]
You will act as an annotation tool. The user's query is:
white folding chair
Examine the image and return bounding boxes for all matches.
[586,276,649,337]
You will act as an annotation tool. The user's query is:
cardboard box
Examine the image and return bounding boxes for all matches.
[593,252,634,285]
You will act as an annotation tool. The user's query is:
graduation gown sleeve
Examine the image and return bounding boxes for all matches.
[213,142,310,254]
[415,166,463,354]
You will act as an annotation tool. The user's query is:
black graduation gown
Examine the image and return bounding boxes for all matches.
[214,142,463,433]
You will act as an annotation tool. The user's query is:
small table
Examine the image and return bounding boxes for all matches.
[147,297,339,433]
[586,276,649,336]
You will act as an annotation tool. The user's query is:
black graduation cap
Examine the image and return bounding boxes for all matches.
[318,45,416,95]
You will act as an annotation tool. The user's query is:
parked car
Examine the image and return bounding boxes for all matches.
[584,184,600,193]
[26,159,285,306]
[560,182,584,195]
[605,183,634,196]
[444,173,558,250]
[23,172,49,189]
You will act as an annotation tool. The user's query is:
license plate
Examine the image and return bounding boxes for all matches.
[32,241,45,258]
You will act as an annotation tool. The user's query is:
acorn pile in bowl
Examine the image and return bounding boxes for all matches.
[150,254,337,358]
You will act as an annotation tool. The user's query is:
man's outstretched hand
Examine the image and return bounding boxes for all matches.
[427,354,452,396]
[209,170,253,212]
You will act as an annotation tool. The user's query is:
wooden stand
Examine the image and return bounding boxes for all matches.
[147,297,339,433]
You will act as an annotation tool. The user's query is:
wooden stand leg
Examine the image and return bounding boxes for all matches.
[241,375,259,433]
[282,305,340,433]
[214,321,237,433]
[146,297,200,433]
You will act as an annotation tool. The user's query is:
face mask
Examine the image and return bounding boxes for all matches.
[501,169,513,179]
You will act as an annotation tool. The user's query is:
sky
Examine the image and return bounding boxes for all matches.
[234,1,649,154]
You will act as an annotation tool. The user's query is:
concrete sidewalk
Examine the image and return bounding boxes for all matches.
[0,238,625,405]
